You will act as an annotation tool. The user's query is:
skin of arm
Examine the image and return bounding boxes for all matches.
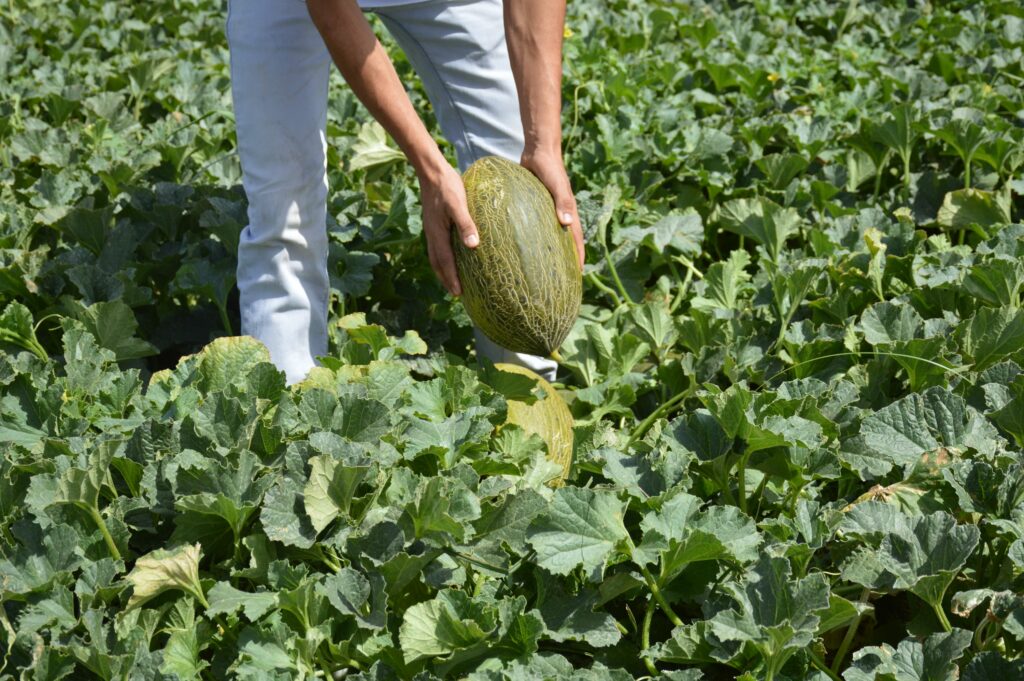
[504,0,585,268]
[307,0,479,295]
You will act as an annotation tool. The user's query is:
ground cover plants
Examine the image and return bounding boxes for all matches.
[2,0,1024,678]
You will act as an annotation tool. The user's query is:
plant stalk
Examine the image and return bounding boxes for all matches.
[89,507,122,562]
[933,601,952,632]
[810,649,843,681]
[641,597,659,677]
[831,587,870,674]
[628,389,688,445]
[638,565,682,627]
[586,272,623,308]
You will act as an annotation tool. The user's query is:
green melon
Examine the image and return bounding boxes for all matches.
[495,363,573,487]
[453,156,582,357]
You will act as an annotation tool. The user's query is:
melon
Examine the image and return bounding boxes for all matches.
[453,156,582,357]
[495,362,573,486]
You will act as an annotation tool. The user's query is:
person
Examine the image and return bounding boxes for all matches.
[225,0,586,386]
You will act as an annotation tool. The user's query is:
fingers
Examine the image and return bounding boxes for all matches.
[425,223,461,296]
[451,195,480,249]
[553,189,586,270]
[570,215,586,270]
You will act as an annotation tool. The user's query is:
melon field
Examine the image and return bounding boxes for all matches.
[3,0,1024,679]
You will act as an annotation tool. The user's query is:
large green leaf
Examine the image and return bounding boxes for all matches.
[957,306,1024,371]
[839,504,979,618]
[125,543,206,609]
[708,556,830,673]
[528,487,629,578]
[842,629,971,681]
[634,493,760,581]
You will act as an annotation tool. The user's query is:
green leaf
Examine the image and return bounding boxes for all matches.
[349,120,406,171]
[398,590,492,663]
[635,493,760,581]
[161,600,210,679]
[756,153,809,190]
[689,249,753,312]
[957,306,1024,371]
[962,652,1024,681]
[528,487,629,578]
[318,567,387,630]
[329,245,381,299]
[125,543,207,609]
[207,582,278,621]
[0,300,48,359]
[853,387,990,470]
[839,504,979,617]
[861,301,923,345]
[618,209,703,255]
[70,300,159,361]
[173,449,271,546]
[991,376,1024,446]
[303,455,369,533]
[936,188,1012,231]
[963,257,1024,309]
[260,476,318,549]
[816,593,873,637]
[843,629,971,681]
[537,583,621,648]
[717,197,801,262]
[628,301,679,351]
[871,103,920,164]
[708,556,830,671]
[0,524,82,596]
[195,335,275,393]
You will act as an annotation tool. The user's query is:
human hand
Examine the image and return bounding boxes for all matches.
[418,162,478,296]
[520,149,585,269]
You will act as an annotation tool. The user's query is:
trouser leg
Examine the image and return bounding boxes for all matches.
[227,0,332,386]
[374,0,560,382]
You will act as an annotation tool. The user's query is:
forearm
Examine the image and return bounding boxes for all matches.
[503,0,566,157]
[306,0,446,180]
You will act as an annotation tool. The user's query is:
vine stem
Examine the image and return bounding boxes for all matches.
[669,263,695,313]
[0,328,48,361]
[603,243,635,307]
[586,272,623,308]
[810,649,843,681]
[628,390,688,445]
[673,254,704,280]
[831,587,870,674]
[736,450,752,514]
[638,564,682,627]
[641,598,659,677]
[89,507,122,562]
[933,601,953,632]
[193,586,211,610]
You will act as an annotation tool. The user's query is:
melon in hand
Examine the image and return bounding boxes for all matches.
[452,156,582,358]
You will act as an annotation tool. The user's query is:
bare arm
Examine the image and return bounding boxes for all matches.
[504,0,585,268]
[306,0,478,295]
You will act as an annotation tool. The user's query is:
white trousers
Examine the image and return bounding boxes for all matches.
[226,0,558,385]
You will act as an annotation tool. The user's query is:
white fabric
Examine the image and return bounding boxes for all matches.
[226,0,558,385]
[358,0,430,7]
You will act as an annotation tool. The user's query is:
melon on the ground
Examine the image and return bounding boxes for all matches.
[495,362,573,486]
[453,156,581,357]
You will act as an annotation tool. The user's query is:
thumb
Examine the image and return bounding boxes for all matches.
[555,195,576,228]
[452,201,480,249]
[553,191,585,269]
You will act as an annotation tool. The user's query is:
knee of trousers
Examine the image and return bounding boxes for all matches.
[236,182,329,253]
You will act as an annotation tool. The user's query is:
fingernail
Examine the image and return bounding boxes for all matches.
[562,212,572,224]
[466,234,479,247]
